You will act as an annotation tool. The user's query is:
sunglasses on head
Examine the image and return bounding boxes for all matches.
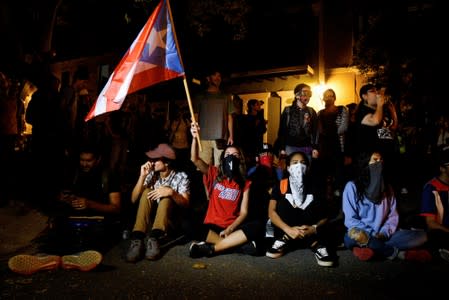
[295,90,312,98]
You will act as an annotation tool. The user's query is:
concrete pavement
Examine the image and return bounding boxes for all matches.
[0,201,48,260]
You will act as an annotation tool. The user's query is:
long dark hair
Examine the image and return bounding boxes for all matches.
[283,151,309,179]
[217,145,247,189]
[353,151,393,202]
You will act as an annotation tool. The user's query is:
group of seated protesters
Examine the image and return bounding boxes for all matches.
[7,123,449,275]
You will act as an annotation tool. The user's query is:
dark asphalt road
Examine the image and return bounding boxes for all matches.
[1,155,446,299]
[2,235,449,299]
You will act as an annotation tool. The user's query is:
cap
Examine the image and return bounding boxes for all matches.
[145,143,176,160]
[258,143,273,155]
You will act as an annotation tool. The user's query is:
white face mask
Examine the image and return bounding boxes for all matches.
[286,163,313,209]
[287,162,307,181]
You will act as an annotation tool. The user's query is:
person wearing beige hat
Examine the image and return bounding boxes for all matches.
[125,143,191,262]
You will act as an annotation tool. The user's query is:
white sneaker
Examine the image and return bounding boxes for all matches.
[313,247,335,267]
[266,239,288,259]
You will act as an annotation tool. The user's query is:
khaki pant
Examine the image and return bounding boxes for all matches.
[132,188,176,234]
[199,139,224,166]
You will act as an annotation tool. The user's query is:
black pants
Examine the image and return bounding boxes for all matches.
[38,215,121,256]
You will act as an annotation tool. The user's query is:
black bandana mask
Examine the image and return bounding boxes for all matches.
[223,155,240,178]
[364,161,385,204]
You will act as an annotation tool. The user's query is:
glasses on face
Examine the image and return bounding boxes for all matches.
[295,90,312,98]
[149,157,162,163]
[367,89,377,94]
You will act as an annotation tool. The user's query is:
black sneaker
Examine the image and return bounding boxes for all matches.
[313,246,335,267]
[125,239,144,263]
[266,237,288,259]
[145,237,160,260]
[189,241,214,258]
[237,240,258,256]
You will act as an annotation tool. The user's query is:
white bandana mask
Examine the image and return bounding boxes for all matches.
[286,162,313,209]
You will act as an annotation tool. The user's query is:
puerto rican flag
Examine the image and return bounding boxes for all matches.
[85,0,184,121]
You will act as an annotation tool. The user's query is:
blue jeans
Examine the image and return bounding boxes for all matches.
[344,229,427,259]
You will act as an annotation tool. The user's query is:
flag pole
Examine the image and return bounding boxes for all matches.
[182,77,202,151]
[167,0,202,151]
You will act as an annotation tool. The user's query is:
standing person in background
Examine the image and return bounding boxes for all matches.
[343,102,358,183]
[354,84,398,187]
[25,73,66,206]
[0,72,19,207]
[354,84,386,155]
[240,99,267,168]
[60,67,90,168]
[276,83,319,161]
[230,95,244,150]
[317,88,349,201]
[343,151,430,262]
[435,115,449,151]
[193,69,234,166]
[166,105,193,172]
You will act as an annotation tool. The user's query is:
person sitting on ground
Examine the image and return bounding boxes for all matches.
[8,144,121,275]
[125,143,190,262]
[343,151,430,262]
[188,122,259,258]
[247,143,283,243]
[265,151,337,267]
[419,147,449,262]
[52,144,122,255]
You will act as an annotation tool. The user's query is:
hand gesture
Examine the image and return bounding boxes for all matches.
[190,122,200,138]
[146,186,173,202]
[140,161,152,178]
[71,196,87,210]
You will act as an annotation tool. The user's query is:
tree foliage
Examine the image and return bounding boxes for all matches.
[351,1,441,97]
[185,0,250,41]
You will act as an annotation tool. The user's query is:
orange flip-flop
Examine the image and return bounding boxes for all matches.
[61,250,102,272]
[8,254,61,275]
